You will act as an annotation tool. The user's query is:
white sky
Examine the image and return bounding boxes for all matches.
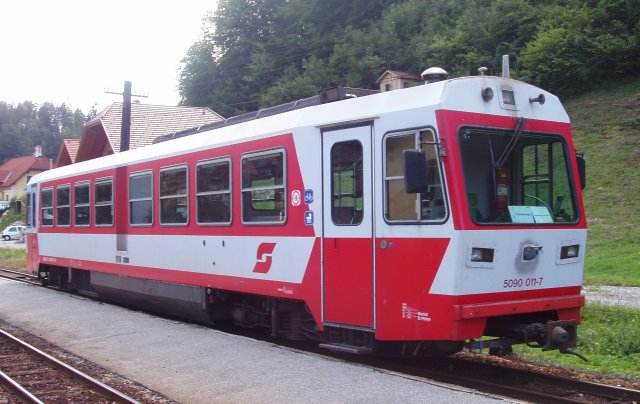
[0,1,215,113]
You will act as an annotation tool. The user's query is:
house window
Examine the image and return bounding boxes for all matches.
[385,83,391,92]
[160,165,188,225]
[130,171,153,225]
[94,178,113,226]
[74,182,90,226]
[41,188,53,227]
[56,185,70,226]
[241,149,286,224]
[196,158,231,225]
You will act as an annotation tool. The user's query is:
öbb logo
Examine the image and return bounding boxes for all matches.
[252,242,277,273]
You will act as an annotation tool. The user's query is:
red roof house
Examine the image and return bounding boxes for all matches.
[54,139,80,168]
[0,154,51,201]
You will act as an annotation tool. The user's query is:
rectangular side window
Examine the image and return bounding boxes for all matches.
[385,134,416,220]
[160,166,188,225]
[41,188,53,227]
[74,182,91,226]
[241,150,286,224]
[95,178,113,226]
[56,185,71,226]
[384,129,447,222]
[130,171,153,225]
[196,158,231,225]
[331,140,363,225]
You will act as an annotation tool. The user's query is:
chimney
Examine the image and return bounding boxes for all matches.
[34,145,42,157]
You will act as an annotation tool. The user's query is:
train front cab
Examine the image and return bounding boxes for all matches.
[371,107,585,357]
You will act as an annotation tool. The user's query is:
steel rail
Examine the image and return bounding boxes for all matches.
[0,268,40,285]
[0,267,37,279]
[0,369,44,404]
[0,328,140,404]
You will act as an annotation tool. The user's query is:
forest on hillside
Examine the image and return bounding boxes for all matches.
[0,102,86,163]
[178,0,640,117]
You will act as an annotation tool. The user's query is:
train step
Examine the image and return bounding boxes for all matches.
[318,342,373,355]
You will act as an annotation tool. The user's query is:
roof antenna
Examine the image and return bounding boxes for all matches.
[502,55,510,79]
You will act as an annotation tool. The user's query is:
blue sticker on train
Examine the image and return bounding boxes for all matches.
[304,189,313,204]
[304,211,314,225]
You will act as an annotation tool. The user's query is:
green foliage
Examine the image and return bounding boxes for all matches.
[519,0,640,96]
[179,0,640,114]
[0,101,85,163]
[564,78,640,286]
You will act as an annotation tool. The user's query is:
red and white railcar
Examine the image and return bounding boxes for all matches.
[25,71,587,356]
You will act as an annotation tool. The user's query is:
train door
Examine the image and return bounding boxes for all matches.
[26,184,39,274]
[322,124,374,328]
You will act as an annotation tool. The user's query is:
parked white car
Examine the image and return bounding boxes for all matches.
[1,225,25,240]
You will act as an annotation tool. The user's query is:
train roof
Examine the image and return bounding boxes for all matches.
[30,75,568,185]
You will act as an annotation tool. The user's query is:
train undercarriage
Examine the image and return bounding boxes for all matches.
[37,264,579,359]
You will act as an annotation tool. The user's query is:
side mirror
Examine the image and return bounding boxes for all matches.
[576,153,586,190]
[403,150,429,194]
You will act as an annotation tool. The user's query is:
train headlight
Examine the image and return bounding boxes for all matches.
[560,244,580,259]
[471,247,494,263]
[557,240,583,264]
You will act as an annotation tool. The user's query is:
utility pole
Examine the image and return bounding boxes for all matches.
[105,81,148,152]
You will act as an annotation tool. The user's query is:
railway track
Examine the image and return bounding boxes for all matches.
[0,327,139,403]
[383,355,640,403]
[0,267,40,285]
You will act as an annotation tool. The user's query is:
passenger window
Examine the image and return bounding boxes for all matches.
[196,159,231,225]
[331,140,363,225]
[41,188,53,227]
[95,179,114,226]
[74,182,91,226]
[241,150,286,224]
[130,171,153,225]
[160,166,188,225]
[384,129,447,222]
[56,185,71,226]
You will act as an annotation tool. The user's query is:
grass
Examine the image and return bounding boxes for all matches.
[565,78,640,286]
[516,303,640,380]
[0,247,26,271]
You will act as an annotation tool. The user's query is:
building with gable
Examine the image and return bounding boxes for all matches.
[0,148,52,202]
[376,70,422,92]
[57,103,224,166]
[54,139,80,168]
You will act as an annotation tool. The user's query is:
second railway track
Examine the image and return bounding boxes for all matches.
[0,327,140,403]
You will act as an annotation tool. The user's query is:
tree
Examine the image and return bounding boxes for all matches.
[179,0,640,112]
[0,101,86,164]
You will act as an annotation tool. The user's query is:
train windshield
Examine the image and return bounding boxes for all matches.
[459,126,578,225]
